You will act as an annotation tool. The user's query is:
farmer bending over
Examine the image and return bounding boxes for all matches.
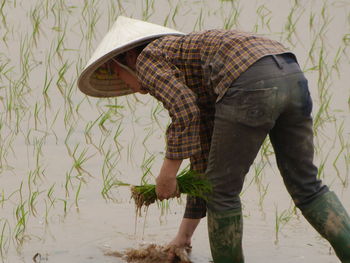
[78,16,350,263]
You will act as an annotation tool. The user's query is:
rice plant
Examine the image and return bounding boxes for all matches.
[0,219,10,263]
[274,204,294,245]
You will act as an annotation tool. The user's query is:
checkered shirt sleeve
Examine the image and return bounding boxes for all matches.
[136,47,201,160]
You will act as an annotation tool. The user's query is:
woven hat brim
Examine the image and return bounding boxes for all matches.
[78,16,185,98]
[78,34,182,98]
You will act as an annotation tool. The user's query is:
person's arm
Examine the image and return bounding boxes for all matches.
[136,46,202,161]
[170,217,200,247]
[136,44,205,259]
[167,218,201,261]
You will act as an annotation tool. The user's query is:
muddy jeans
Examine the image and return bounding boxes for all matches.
[206,54,329,212]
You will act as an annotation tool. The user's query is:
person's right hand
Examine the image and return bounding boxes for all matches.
[166,234,192,262]
[155,158,182,201]
[165,218,200,262]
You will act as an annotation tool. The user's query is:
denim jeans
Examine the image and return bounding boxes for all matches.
[206,54,329,212]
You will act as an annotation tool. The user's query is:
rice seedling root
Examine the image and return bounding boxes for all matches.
[106,243,192,263]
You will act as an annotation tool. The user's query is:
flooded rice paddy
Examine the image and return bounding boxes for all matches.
[0,0,349,262]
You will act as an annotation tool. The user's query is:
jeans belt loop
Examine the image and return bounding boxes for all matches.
[272,54,284,69]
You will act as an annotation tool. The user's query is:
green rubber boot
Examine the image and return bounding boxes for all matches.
[301,191,350,262]
[207,208,244,263]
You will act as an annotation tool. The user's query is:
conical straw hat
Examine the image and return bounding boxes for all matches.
[78,16,184,98]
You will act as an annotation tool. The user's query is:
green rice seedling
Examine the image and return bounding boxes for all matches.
[313,94,332,137]
[59,198,68,215]
[84,116,101,145]
[14,107,23,135]
[142,0,155,21]
[0,190,4,208]
[116,169,212,215]
[75,96,87,119]
[125,95,138,115]
[0,219,10,262]
[30,4,44,47]
[274,204,294,245]
[345,148,350,184]
[253,5,272,32]
[96,133,109,156]
[71,144,93,177]
[33,137,46,181]
[19,36,33,91]
[28,190,40,217]
[113,122,124,154]
[81,0,101,53]
[99,110,113,133]
[64,125,74,156]
[65,170,73,198]
[49,110,60,142]
[0,0,5,24]
[260,137,274,163]
[142,126,155,153]
[220,0,241,30]
[47,183,56,207]
[317,156,327,180]
[140,153,156,180]
[14,202,28,245]
[44,198,54,224]
[101,149,120,201]
[151,101,166,131]
[107,0,122,29]
[163,1,180,27]
[56,60,71,95]
[193,7,204,31]
[33,102,40,130]
[0,57,13,81]
[258,183,269,210]
[55,22,68,60]
[64,106,76,129]
[332,46,344,76]
[333,121,348,186]
[0,132,15,172]
[42,68,53,107]
[65,80,76,114]
[75,181,82,210]
[127,136,137,166]
[283,0,304,47]
[343,34,350,46]
[241,161,266,197]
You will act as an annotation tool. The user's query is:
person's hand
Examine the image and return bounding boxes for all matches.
[155,158,182,201]
[166,234,192,262]
[156,172,179,201]
[165,218,200,262]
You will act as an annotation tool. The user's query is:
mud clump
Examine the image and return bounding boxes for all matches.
[106,244,192,263]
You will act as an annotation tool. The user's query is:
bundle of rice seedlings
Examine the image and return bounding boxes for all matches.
[117,170,212,213]
[106,243,192,263]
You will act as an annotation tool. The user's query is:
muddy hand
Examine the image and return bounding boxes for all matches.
[165,245,192,263]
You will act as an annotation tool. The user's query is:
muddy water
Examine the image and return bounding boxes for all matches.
[0,0,349,262]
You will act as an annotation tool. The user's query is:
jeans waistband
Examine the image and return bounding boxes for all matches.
[254,53,297,66]
[231,53,302,88]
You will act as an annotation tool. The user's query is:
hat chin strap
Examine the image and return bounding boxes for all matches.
[113,59,138,79]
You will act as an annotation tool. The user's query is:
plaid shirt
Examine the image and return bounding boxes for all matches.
[136,29,289,218]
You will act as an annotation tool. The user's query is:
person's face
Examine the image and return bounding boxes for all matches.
[125,49,138,70]
[113,58,147,94]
